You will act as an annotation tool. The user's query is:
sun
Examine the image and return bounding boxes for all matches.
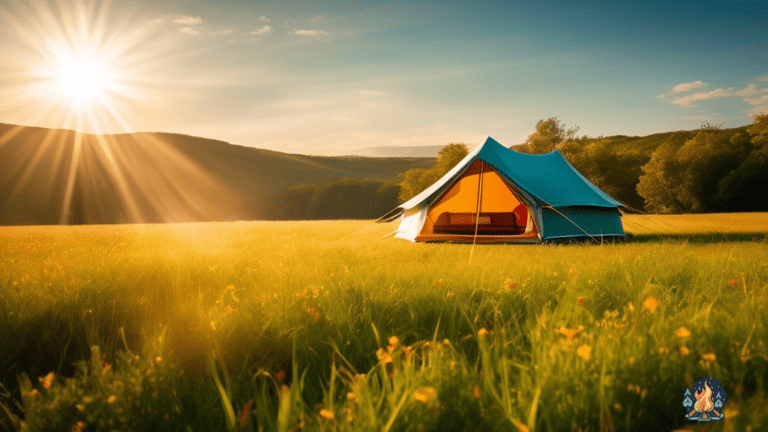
[56,57,109,104]
[0,0,172,132]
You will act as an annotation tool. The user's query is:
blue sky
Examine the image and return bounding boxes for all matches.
[0,0,766,154]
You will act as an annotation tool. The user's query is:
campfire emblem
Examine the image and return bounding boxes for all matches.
[684,377,726,421]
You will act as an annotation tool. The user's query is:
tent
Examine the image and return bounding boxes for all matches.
[379,137,625,243]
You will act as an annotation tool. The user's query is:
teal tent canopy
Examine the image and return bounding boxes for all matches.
[381,137,625,243]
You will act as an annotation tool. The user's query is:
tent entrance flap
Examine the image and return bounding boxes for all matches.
[417,159,539,240]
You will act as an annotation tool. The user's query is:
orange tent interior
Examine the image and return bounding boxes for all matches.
[415,159,540,242]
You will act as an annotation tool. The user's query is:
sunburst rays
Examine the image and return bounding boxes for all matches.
[1,0,234,224]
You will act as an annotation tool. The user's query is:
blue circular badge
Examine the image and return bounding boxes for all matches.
[683,377,726,421]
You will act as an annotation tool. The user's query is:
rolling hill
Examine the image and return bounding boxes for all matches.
[0,123,434,225]
[1,122,757,225]
[349,144,449,158]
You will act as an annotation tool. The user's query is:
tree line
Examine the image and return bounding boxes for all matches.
[516,114,768,213]
[268,145,469,220]
[269,179,400,220]
[270,113,767,219]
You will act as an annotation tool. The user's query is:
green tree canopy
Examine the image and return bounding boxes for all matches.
[558,137,644,209]
[398,143,469,202]
[517,117,580,154]
[747,113,768,148]
[637,116,768,213]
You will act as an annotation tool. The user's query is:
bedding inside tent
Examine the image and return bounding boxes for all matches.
[415,159,539,242]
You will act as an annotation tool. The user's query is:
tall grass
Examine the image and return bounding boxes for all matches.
[0,216,766,431]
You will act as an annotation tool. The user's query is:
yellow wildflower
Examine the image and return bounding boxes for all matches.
[701,353,716,362]
[388,336,399,347]
[39,372,54,389]
[577,344,592,360]
[413,387,438,403]
[307,307,322,322]
[319,409,335,420]
[557,326,580,340]
[155,356,162,363]
[680,346,690,356]
[376,348,393,364]
[478,328,488,338]
[107,395,117,404]
[642,297,658,313]
[347,392,357,402]
[658,347,669,355]
[568,268,578,276]
[675,327,691,338]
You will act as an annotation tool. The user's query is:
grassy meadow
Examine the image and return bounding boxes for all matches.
[1,213,767,431]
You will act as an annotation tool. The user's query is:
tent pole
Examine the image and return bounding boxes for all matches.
[469,161,484,263]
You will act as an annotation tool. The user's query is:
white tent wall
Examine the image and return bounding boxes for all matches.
[394,205,428,242]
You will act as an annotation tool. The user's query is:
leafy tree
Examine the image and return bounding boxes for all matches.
[558,137,644,208]
[518,117,579,154]
[717,146,768,211]
[636,133,689,213]
[675,129,742,211]
[434,143,470,172]
[304,178,401,219]
[637,116,766,213]
[746,113,768,148]
[272,183,317,220]
[717,113,768,210]
[398,143,469,202]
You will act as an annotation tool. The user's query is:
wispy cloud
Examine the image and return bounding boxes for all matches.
[736,84,759,97]
[292,29,330,36]
[745,94,768,106]
[174,15,202,25]
[673,88,732,106]
[245,25,271,36]
[256,15,271,22]
[657,80,708,98]
[659,76,768,118]
[178,26,201,35]
[211,29,233,36]
[673,80,707,93]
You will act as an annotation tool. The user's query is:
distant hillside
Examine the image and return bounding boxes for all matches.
[0,123,433,225]
[349,145,447,158]
[513,125,750,157]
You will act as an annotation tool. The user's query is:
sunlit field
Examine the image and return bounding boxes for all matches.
[1,214,767,431]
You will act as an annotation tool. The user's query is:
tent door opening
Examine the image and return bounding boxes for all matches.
[421,159,537,240]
